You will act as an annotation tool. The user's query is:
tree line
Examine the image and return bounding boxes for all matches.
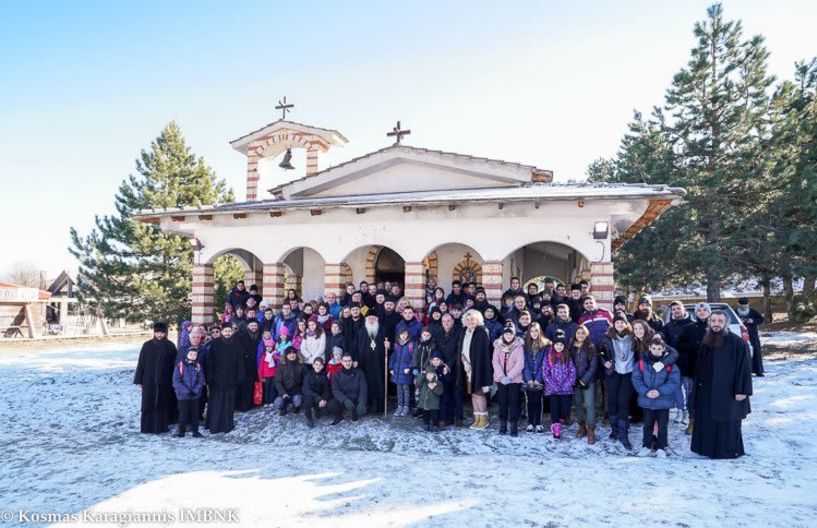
[587,4,817,322]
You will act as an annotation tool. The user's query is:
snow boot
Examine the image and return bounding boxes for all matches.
[552,422,562,439]
[618,417,632,450]
[685,418,694,436]
[192,430,203,438]
[510,422,518,437]
[587,424,597,445]
[608,415,619,441]
[331,415,343,426]
[577,421,587,439]
[176,425,185,438]
[499,421,507,435]
[305,408,315,428]
[431,424,440,433]
[279,404,288,417]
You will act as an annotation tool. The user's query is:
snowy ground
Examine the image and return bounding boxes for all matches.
[1,337,817,528]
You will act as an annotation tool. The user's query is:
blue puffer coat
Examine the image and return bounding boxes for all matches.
[631,351,681,410]
[172,360,205,400]
[389,342,414,385]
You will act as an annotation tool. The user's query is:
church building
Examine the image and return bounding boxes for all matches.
[135,117,685,325]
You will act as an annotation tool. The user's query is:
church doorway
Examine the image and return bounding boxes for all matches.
[374,247,405,286]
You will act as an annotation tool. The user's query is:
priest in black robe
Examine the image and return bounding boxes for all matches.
[205,323,245,433]
[235,320,261,412]
[691,310,753,459]
[343,303,365,364]
[134,322,178,434]
[356,313,389,414]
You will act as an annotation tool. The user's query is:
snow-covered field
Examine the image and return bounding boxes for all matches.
[1,337,816,528]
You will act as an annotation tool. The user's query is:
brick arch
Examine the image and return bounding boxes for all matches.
[452,254,483,286]
[364,246,383,283]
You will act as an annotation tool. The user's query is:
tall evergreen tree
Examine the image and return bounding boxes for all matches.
[70,122,233,325]
[662,3,774,301]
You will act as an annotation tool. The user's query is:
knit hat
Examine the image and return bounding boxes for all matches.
[263,338,275,348]
[503,321,517,335]
[614,295,627,307]
[553,330,567,345]
[695,302,712,313]
[638,294,653,307]
[278,326,290,337]
[284,346,298,356]
[153,321,168,333]
[308,314,319,324]
[430,349,444,361]
[613,311,629,324]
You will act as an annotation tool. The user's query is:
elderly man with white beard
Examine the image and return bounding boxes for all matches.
[357,312,390,414]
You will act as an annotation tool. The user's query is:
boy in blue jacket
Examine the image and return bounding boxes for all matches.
[631,335,681,454]
[172,348,206,437]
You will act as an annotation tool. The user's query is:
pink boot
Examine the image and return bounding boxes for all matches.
[551,422,562,439]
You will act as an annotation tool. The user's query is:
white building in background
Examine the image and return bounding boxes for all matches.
[135,119,685,324]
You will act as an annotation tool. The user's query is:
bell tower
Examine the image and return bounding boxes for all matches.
[229,114,347,200]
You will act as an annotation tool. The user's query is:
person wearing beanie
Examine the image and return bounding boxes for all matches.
[736,297,765,376]
[541,330,577,439]
[415,352,448,432]
[413,327,438,375]
[631,335,681,455]
[426,306,444,340]
[597,312,635,450]
[613,296,630,317]
[326,345,344,382]
[633,294,664,333]
[134,321,179,434]
[274,347,306,416]
[566,284,585,323]
[677,302,712,435]
[172,344,205,437]
[493,322,525,436]
[483,306,504,342]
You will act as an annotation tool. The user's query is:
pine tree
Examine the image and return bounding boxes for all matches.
[70,123,233,326]
[661,3,774,301]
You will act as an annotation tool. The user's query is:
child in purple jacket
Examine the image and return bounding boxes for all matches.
[172,348,205,437]
[541,331,577,439]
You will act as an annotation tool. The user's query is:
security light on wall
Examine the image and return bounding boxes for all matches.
[189,238,204,251]
[593,221,609,240]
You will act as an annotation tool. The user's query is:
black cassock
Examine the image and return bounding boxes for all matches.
[134,337,178,434]
[691,332,753,459]
[343,316,365,359]
[205,336,245,433]
[235,329,260,412]
[356,328,387,414]
[738,308,766,375]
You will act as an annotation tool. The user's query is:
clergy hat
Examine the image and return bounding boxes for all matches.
[220,321,232,330]
[153,321,168,333]
[365,312,379,319]
[570,283,582,292]
[385,296,398,304]
[738,297,749,305]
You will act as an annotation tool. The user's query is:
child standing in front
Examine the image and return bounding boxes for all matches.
[415,351,447,432]
[541,331,577,439]
[631,335,681,455]
[172,347,205,437]
[389,328,414,416]
[257,337,279,405]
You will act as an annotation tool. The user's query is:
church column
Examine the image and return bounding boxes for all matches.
[192,264,215,325]
[246,151,260,201]
[306,144,320,177]
[323,264,345,298]
[482,260,504,307]
[404,262,425,311]
[590,261,615,312]
[262,263,286,309]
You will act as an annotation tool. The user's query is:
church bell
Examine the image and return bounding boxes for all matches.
[279,148,295,170]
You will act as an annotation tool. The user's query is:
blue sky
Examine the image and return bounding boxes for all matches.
[1,1,815,278]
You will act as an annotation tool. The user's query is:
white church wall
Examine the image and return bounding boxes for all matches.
[301,247,326,300]
[432,244,485,293]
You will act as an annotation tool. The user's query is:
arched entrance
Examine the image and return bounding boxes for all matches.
[374,247,405,285]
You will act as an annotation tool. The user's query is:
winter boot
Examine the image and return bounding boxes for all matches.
[331,414,343,426]
[510,422,518,437]
[552,422,562,439]
[577,421,587,438]
[305,407,314,428]
[618,417,632,450]
[587,424,597,445]
[176,424,185,438]
[608,415,619,441]
[192,430,203,438]
[279,404,288,417]
[351,408,360,422]
[499,421,507,435]
[292,406,301,415]
[685,418,695,435]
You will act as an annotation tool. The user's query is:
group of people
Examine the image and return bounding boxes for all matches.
[134,277,762,459]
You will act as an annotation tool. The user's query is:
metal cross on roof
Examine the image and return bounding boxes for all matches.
[275,96,294,120]
[386,120,411,145]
